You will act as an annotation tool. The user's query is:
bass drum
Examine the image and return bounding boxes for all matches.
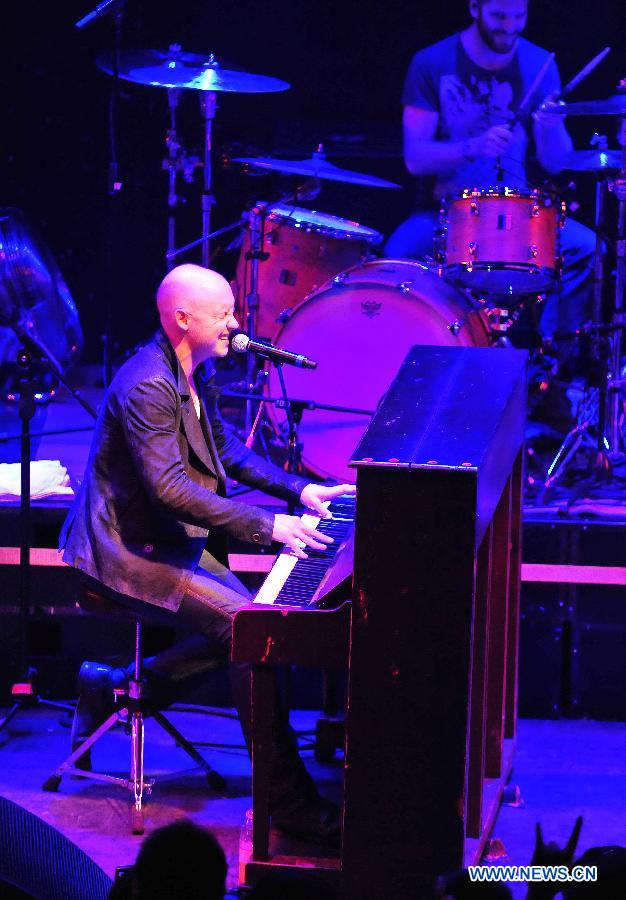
[266,259,490,483]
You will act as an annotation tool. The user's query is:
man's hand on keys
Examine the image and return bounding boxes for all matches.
[299,482,357,518]
[272,483,356,559]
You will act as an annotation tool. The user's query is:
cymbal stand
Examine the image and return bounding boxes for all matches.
[163,80,202,271]
[537,96,626,500]
[607,98,626,451]
[243,203,269,433]
[590,133,610,331]
[165,88,181,271]
[200,88,217,267]
[537,325,613,502]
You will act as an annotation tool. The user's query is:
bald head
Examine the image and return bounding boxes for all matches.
[157,265,230,330]
[156,264,238,367]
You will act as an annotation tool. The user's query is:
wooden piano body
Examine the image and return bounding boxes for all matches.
[233,344,527,898]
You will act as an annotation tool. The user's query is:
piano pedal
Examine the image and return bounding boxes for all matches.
[314,716,345,763]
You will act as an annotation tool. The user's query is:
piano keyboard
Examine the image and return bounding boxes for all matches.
[253,494,355,608]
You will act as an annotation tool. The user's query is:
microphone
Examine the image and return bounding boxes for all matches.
[230,333,317,369]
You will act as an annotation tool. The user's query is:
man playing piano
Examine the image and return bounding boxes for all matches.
[60,263,354,844]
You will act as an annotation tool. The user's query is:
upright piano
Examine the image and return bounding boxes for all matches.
[233,344,527,898]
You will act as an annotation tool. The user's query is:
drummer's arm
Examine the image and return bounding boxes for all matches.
[404,106,462,175]
[532,101,573,174]
[403,105,514,175]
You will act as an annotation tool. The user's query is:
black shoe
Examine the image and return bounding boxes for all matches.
[272,795,341,847]
[70,661,126,769]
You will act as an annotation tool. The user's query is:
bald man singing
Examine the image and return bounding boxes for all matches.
[60,264,353,844]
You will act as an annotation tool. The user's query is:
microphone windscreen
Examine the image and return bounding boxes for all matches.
[230,332,250,354]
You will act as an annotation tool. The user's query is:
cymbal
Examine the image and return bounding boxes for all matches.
[233,153,401,188]
[544,95,626,116]
[97,49,290,93]
[562,149,623,171]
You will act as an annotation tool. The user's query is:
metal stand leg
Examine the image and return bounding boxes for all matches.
[200,91,217,267]
[42,620,225,834]
[131,710,145,834]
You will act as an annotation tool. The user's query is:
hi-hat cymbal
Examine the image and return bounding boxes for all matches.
[544,95,626,116]
[233,153,401,188]
[562,149,623,171]
[97,49,290,93]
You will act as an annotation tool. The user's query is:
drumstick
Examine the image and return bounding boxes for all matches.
[496,51,555,181]
[560,46,611,98]
[513,51,556,123]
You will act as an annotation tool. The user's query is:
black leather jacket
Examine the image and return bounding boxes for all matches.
[60,330,307,610]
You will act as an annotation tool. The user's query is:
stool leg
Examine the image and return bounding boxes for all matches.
[130,708,145,835]
[151,709,226,791]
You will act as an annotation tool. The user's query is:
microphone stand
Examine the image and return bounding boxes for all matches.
[0,322,98,735]
[0,348,74,732]
[273,362,303,514]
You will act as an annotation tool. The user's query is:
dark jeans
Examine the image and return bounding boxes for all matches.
[112,551,317,812]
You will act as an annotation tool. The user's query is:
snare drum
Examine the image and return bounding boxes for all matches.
[440,188,562,295]
[266,259,490,483]
[235,205,382,339]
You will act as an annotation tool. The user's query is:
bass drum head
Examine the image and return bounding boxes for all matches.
[266,259,490,483]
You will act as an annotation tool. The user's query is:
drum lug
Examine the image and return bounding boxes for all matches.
[333,271,348,285]
[398,280,414,294]
[529,244,538,260]
[276,307,292,324]
[487,308,512,333]
[468,241,477,257]
[448,320,462,336]
[530,204,540,218]
[470,201,479,217]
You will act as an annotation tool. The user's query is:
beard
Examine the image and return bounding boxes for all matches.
[476,15,522,54]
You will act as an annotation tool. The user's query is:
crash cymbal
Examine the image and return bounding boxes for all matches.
[233,151,401,188]
[97,49,290,93]
[562,149,623,171]
[543,95,626,116]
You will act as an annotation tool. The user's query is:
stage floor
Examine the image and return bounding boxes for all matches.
[1,710,626,897]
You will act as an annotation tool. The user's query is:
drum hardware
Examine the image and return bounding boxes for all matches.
[537,81,626,499]
[561,148,623,172]
[221,387,374,505]
[96,46,291,269]
[544,95,626,118]
[233,145,402,189]
[536,321,626,503]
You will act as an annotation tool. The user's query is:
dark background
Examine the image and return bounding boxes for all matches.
[2,0,624,363]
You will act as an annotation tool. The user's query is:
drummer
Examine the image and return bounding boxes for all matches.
[385,0,596,363]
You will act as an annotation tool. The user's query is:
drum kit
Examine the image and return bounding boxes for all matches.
[92,42,626,487]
